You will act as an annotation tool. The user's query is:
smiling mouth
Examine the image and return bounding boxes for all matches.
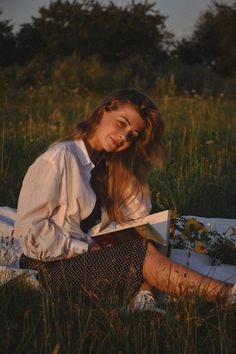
[110,137,120,148]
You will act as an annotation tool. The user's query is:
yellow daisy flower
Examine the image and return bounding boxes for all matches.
[183,218,207,237]
[194,241,208,255]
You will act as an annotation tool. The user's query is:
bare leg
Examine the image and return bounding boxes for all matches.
[143,243,233,302]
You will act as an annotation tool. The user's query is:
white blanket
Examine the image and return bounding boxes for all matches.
[0,207,235,286]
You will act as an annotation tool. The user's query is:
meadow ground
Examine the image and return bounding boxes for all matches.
[1,87,235,216]
[0,87,236,353]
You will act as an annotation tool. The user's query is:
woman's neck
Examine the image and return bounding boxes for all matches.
[84,139,104,165]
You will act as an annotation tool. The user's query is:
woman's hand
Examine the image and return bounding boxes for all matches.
[89,242,102,252]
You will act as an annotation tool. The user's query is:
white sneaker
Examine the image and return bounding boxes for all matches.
[227,284,236,305]
[128,290,166,314]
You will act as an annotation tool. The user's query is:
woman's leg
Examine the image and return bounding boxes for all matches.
[139,281,153,291]
[143,243,233,302]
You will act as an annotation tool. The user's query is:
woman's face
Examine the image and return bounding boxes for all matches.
[88,104,145,152]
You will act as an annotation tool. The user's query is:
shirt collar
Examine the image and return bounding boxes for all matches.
[74,139,95,171]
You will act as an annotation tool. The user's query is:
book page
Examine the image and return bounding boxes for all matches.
[92,210,171,245]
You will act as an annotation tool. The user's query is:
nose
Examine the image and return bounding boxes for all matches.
[119,133,127,144]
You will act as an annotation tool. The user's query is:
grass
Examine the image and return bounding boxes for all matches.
[0,278,235,354]
[1,86,235,216]
[0,85,236,353]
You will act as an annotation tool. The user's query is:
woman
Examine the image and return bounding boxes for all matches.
[15,89,235,306]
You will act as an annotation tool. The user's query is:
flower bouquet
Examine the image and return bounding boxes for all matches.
[170,215,236,266]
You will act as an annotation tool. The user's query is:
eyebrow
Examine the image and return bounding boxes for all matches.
[119,115,141,134]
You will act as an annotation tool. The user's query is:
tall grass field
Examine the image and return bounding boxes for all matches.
[0,85,236,353]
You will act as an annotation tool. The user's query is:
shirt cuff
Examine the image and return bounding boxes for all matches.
[68,239,89,256]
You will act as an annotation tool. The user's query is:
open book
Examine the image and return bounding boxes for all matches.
[92,210,171,256]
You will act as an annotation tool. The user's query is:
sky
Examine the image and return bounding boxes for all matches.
[0,0,214,39]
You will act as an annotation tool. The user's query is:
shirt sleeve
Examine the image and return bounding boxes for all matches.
[15,157,89,261]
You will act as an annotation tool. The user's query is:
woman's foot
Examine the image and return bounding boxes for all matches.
[128,290,166,314]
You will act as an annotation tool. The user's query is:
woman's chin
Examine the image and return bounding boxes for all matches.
[104,142,119,152]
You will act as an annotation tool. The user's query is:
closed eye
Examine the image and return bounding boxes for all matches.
[117,119,127,128]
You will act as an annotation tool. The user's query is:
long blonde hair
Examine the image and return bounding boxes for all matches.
[56,89,165,222]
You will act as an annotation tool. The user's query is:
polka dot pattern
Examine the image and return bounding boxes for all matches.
[20,239,147,300]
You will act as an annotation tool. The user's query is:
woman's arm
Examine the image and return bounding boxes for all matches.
[15,157,89,261]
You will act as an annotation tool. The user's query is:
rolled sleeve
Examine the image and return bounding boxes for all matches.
[67,239,89,257]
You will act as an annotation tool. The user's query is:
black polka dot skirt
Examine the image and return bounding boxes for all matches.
[20,239,147,301]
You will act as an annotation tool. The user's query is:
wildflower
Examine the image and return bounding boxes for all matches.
[194,241,208,255]
[171,215,235,265]
[183,218,207,237]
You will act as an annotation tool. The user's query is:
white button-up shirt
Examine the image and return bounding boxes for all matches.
[14,140,151,261]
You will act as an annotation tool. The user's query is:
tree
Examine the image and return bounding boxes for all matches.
[16,23,43,64]
[0,11,16,66]
[15,0,172,64]
[175,1,236,75]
